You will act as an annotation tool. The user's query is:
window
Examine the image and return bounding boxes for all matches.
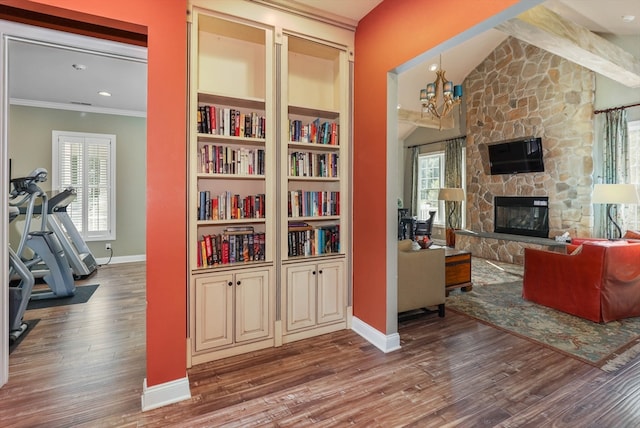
[417,152,444,223]
[52,131,116,241]
[627,120,640,231]
[416,148,467,226]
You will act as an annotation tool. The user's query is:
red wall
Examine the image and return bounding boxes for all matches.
[11,0,187,387]
[353,0,519,333]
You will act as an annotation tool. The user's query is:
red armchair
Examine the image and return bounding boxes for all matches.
[523,240,640,322]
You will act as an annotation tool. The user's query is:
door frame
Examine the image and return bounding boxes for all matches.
[0,19,146,387]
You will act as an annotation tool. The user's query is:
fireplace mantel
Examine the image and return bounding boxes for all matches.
[455,229,567,265]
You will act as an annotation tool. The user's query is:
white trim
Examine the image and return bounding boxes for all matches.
[11,98,146,118]
[96,254,146,265]
[1,28,8,388]
[141,376,192,412]
[2,20,147,61]
[351,316,401,353]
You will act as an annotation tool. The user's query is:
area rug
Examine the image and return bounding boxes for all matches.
[27,284,99,310]
[447,258,640,372]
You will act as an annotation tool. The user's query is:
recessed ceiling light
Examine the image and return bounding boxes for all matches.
[622,15,636,23]
[98,91,112,97]
[72,63,87,70]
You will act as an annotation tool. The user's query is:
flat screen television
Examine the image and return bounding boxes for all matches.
[488,137,544,175]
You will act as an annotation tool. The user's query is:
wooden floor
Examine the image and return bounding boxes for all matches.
[3,261,640,427]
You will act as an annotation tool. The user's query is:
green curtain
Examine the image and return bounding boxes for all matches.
[598,109,628,238]
[444,137,465,228]
[410,146,419,217]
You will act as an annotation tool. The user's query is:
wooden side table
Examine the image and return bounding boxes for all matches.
[444,248,473,293]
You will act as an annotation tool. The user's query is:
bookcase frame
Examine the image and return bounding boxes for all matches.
[187,1,353,365]
[279,33,350,342]
[188,9,276,365]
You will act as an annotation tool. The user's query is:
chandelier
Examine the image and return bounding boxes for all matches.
[419,56,463,130]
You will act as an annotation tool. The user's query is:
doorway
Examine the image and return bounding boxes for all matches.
[1,19,147,386]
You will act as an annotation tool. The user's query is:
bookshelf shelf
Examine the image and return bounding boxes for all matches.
[288,215,340,222]
[197,173,265,180]
[287,176,339,182]
[198,92,266,110]
[288,141,339,151]
[198,134,266,145]
[192,260,272,274]
[288,105,339,120]
[197,218,266,226]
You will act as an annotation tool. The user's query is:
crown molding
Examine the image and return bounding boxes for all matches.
[249,0,358,31]
[10,98,146,118]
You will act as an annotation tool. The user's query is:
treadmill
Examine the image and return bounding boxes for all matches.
[46,187,98,278]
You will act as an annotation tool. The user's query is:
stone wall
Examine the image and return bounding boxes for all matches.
[464,37,595,239]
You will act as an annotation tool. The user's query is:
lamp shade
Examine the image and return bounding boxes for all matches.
[592,184,639,204]
[438,187,465,202]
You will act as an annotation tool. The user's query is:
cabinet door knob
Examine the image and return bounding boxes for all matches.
[318,270,323,274]
[312,271,316,275]
[236,280,241,285]
[227,281,233,286]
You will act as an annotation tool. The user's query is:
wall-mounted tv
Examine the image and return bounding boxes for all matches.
[488,137,544,175]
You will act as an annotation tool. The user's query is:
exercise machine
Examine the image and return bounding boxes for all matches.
[45,187,98,278]
[9,168,76,300]
[8,206,35,344]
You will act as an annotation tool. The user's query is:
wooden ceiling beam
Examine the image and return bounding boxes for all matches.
[496,5,640,88]
[398,108,454,131]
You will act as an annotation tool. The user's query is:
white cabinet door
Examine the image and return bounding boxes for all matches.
[195,273,233,351]
[317,260,345,325]
[235,269,270,343]
[286,263,317,331]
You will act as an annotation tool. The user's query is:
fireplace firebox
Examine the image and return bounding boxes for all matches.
[494,196,549,238]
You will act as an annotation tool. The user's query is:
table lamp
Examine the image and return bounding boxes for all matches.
[438,187,465,247]
[592,183,639,239]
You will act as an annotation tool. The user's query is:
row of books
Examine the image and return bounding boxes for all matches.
[287,224,340,257]
[289,151,339,178]
[288,190,340,218]
[198,191,265,221]
[196,230,266,267]
[199,144,265,175]
[289,119,339,145]
[198,105,266,138]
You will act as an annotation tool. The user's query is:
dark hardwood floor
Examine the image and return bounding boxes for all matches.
[2,261,640,427]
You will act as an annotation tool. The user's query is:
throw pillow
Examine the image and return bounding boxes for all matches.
[624,230,640,240]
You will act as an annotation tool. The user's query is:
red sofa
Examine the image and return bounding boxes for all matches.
[523,240,640,323]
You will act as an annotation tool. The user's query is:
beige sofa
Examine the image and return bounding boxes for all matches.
[397,240,446,316]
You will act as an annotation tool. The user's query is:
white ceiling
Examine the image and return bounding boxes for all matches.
[6,0,640,118]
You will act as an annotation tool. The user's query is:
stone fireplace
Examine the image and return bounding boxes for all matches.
[494,196,549,238]
[456,36,595,264]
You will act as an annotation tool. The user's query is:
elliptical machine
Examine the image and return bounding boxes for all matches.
[8,205,35,343]
[9,168,76,300]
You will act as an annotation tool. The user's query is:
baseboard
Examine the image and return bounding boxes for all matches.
[141,376,191,411]
[351,316,401,353]
[96,254,146,265]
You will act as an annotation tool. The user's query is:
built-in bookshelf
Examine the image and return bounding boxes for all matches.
[188,3,352,364]
[279,34,350,343]
[188,9,275,365]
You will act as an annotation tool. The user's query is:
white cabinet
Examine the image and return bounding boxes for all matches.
[193,268,272,353]
[284,259,345,339]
